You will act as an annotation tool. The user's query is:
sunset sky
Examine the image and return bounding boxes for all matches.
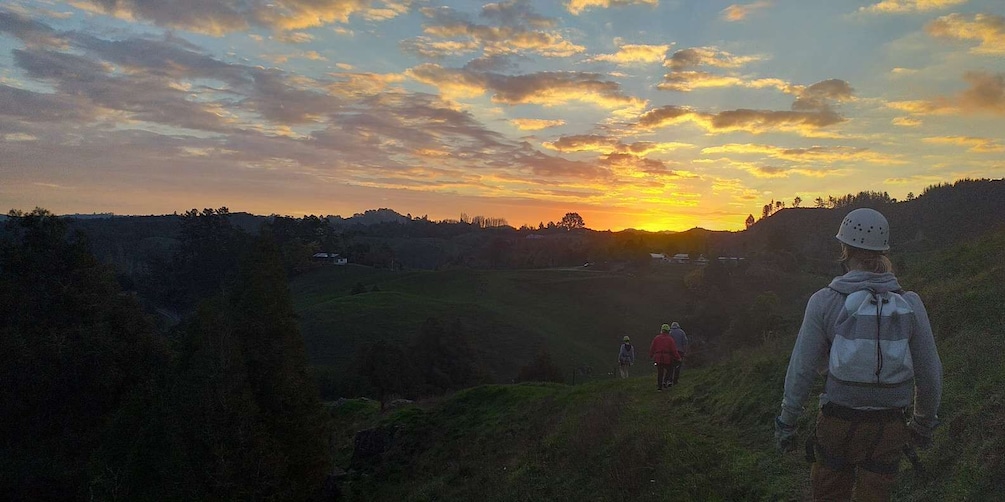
[2,0,1004,231]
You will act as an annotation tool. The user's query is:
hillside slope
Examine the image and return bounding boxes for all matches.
[292,256,829,399]
[330,229,1005,501]
[291,264,717,397]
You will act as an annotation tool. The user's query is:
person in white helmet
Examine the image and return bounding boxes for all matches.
[775,208,943,501]
[667,321,688,386]
[617,335,635,378]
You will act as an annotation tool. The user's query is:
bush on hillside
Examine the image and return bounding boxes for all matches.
[515,350,565,383]
[409,318,489,395]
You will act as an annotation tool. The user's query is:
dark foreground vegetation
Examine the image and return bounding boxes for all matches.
[1,178,1003,499]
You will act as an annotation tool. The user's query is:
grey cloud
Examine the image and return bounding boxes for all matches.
[0,84,95,122]
[480,0,555,29]
[601,152,673,175]
[638,105,695,127]
[246,70,342,124]
[485,71,632,105]
[71,34,249,86]
[667,48,704,70]
[0,9,65,46]
[463,54,518,72]
[84,0,250,34]
[411,2,581,59]
[74,0,385,35]
[519,150,612,180]
[792,79,854,111]
[958,71,1005,114]
[13,47,236,132]
[13,47,108,81]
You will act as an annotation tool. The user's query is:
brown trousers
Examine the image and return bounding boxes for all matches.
[811,409,909,501]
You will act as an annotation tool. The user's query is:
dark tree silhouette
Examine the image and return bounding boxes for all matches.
[558,212,586,231]
[0,209,170,499]
[357,339,414,409]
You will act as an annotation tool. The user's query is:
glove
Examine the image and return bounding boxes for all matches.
[907,419,934,450]
[775,417,797,453]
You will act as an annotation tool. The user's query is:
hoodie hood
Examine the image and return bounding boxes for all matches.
[827,270,902,294]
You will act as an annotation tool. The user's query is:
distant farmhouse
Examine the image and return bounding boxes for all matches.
[652,253,744,266]
[312,252,347,265]
[717,256,745,265]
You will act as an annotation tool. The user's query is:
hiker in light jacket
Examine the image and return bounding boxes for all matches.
[617,336,635,379]
[649,324,681,391]
[668,321,688,386]
[775,208,943,501]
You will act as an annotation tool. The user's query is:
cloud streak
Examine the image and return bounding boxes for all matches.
[858,0,967,15]
[66,0,410,35]
[926,13,1005,54]
[887,71,1005,115]
[566,0,659,16]
[407,63,646,110]
[720,1,772,22]
[404,3,584,59]
[642,78,853,135]
[591,43,671,65]
[658,46,773,91]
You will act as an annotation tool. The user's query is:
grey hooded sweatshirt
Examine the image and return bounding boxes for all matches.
[779,270,942,429]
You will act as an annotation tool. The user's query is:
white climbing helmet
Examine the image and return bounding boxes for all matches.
[835,208,890,251]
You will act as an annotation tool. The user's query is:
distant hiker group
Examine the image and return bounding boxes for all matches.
[616,322,688,391]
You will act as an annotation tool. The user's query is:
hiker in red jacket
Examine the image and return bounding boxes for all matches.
[649,323,681,391]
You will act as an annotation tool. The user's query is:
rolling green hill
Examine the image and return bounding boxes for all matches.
[326,229,1005,501]
[291,257,828,399]
[292,264,706,396]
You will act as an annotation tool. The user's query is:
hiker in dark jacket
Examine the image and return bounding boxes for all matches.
[667,322,688,386]
[649,324,681,391]
[774,208,943,501]
[617,336,635,379]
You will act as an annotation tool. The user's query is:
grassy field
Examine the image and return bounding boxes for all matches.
[292,264,717,395]
[323,230,1005,501]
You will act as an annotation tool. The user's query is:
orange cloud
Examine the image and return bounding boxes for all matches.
[592,43,671,65]
[566,0,659,16]
[400,37,481,59]
[637,105,708,128]
[720,1,772,22]
[859,0,967,14]
[927,13,1005,54]
[67,0,408,35]
[510,118,566,130]
[325,72,406,98]
[891,116,922,126]
[639,76,851,136]
[657,71,747,91]
[413,5,585,59]
[665,46,762,70]
[717,161,842,178]
[702,143,905,164]
[923,136,1005,153]
[658,47,775,92]
[543,135,692,155]
[275,31,314,44]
